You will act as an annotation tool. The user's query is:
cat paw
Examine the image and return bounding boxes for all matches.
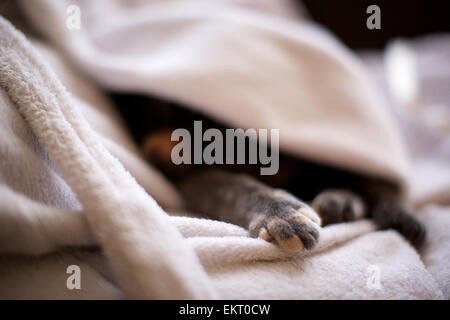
[401,216,426,246]
[312,189,366,226]
[248,195,321,252]
[373,201,426,247]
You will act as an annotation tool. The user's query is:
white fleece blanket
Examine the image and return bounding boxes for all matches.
[0,0,448,299]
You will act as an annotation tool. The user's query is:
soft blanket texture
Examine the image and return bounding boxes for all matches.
[19,0,410,187]
[0,0,448,299]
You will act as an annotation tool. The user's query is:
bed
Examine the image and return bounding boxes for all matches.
[0,0,448,299]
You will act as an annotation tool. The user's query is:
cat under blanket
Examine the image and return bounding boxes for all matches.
[112,93,425,252]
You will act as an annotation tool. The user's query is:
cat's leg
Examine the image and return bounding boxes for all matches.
[372,201,425,247]
[179,169,321,252]
[311,189,367,226]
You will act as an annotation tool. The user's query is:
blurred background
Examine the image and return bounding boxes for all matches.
[300,0,450,49]
[302,0,450,206]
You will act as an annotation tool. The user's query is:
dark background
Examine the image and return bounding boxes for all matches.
[300,0,450,49]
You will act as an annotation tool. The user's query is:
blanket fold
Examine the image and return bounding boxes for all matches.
[0,16,216,299]
[19,0,410,188]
